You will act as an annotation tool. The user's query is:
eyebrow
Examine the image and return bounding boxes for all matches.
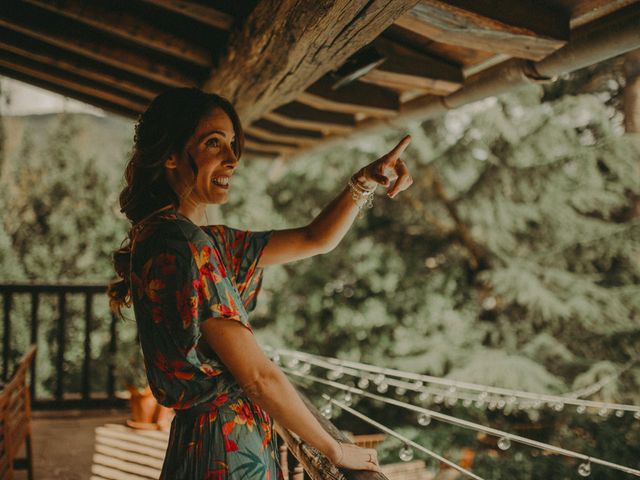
[198,129,235,143]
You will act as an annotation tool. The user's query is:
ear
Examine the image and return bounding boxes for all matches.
[164,153,178,169]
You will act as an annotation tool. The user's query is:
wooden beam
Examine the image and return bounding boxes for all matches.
[0,52,148,113]
[299,77,400,117]
[246,119,324,146]
[0,65,139,119]
[243,148,280,160]
[360,37,463,94]
[264,102,357,134]
[244,138,298,156]
[0,1,198,87]
[22,0,213,67]
[203,0,420,124]
[394,0,570,61]
[136,0,234,31]
[0,27,161,101]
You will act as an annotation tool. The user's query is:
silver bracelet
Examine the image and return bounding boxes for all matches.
[348,175,375,218]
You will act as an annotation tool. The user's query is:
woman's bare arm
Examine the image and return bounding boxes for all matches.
[200,318,381,471]
[258,135,413,268]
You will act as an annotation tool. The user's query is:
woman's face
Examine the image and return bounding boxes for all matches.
[165,107,238,206]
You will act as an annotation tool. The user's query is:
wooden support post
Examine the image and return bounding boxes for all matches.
[279,443,290,479]
[55,292,66,401]
[29,292,38,402]
[2,292,11,382]
[82,293,93,401]
[293,463,304,480]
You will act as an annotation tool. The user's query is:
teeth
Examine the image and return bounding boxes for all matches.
[212,177,229,186]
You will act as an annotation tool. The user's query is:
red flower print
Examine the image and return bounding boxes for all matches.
[214,393,229,407]
[155,252,176,276]
[151,306,163,324]
[200,363,222,377]
[146,279,166,303]
[204,462,228,480]
[176,283,198,328]
[224,438,238,452]
[222,420,235,436]
[211,247,227,278]
[210,302,240,319]
[230,398,255,430]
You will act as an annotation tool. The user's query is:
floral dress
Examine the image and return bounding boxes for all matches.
[130,206,279,479]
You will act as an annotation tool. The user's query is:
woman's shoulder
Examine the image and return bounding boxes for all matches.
[133,215,209,260]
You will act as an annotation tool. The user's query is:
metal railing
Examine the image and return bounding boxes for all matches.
[0,283,124,409]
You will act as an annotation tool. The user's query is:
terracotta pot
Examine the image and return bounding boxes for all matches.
[126,385,158,429]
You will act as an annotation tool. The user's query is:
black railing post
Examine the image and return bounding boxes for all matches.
[2,291,12,381]
[107,310,118,399]
[55,292,67,401]
[82,292,93,400]
[30,291,39,401]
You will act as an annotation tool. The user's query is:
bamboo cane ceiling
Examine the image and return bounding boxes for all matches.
[0,0,638,159]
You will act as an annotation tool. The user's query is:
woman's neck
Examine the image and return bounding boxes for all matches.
[177,202,207,225]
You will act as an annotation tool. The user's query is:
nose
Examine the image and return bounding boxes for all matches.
[223,143,239,168]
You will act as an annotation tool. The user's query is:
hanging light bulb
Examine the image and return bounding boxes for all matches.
[447,386,457,395]
[320,403,333,419]
[488,399,497,411]
[417,413,432,426]
[578,461,591,477]
[598,407,609,417]
[395,387,407,396]
[445,396,458,407]
[327,368,344,380]
[399,444,414,462]
[434,394,444,404]
[475,399,486,408]
[272,352,281,364]
[576,405,586,414]
[357,377,370,389]
[554,402,565,412]
[413,380,424,389]
[497,436,511,451]
[343,392,353,407]
[462,398,473,407]
[418,391,431,402]
[285,357,300,368]
[478,391,489,401]
[377,382,389,394]
[299,362,311,374]
[615,410,624,418]
[497,399,506,409]
[373,374,386,385]
[634,411,640,420]
[507,396,517,405]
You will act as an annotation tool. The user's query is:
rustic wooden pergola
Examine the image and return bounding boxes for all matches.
[1,0,638,160]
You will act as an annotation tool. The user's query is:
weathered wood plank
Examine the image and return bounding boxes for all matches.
[22,0,213,67]
[0,28,160,100]
[136,0,234,31]
[299,77,400,117]
[203,0,420,124]
[247,119,325,146]
[0,53,148,113]
[0,1,198,87]
[394,0,570,60]
[265,102,357,134]
[361,38,463,94]
[0,65,140,119]
[244,138,298,156]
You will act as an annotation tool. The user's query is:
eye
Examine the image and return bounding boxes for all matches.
[205,137,220,148]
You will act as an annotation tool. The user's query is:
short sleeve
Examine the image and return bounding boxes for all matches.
[132,232,250,344]
[204,225,274,313]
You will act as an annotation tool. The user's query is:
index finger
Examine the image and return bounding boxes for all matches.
[386,134,411,161]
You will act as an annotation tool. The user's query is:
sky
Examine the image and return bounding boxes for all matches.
[0,76,105,116]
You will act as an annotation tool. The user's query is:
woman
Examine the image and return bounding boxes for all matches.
[108,87,413,479]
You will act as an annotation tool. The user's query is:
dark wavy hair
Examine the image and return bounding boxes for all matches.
[108,87,244,319]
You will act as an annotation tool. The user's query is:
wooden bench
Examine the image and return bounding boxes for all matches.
[0,345,36,480]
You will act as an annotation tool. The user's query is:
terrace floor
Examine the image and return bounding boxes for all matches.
[19,409,434,480]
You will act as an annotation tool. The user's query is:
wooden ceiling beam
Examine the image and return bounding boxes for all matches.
[0,53,148,114]
[264,102,357,134]
[360,37,463,94]
[244,138,298,156]
[203,0,420,125]
[0,28,161,101]
[0,1,198,87]
[394,0,570,61]
[0,65,140,119]
[299,77,400,117]
[246,119,324,146]
[136,0,234,31]
[22,0,212,67]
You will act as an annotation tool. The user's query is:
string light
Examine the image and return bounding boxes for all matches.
[399,444,414,462]
[320,393,484,480]
[278,349,640,418]
[286,369,640,478]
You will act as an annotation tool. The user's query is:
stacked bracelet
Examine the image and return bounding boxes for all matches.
[348,174,375,218]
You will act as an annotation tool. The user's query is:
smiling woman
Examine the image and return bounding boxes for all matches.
[106,87,411,479]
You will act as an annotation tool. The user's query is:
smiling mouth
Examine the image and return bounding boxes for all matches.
[212,177,230,189]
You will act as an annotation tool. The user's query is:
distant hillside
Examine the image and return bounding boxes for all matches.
[1,112,134,179]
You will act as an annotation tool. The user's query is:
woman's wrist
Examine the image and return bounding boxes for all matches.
[352,169,377,190]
